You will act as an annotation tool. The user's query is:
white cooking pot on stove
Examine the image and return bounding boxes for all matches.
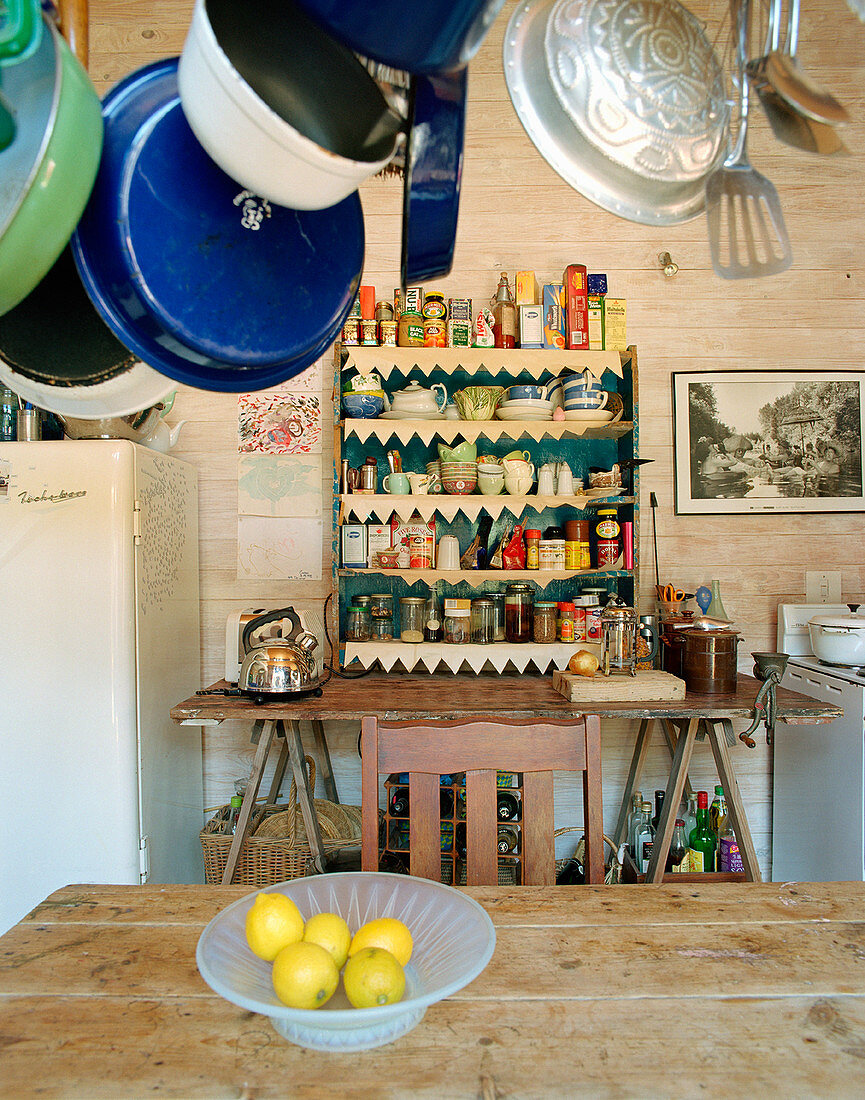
[808,605,865,666]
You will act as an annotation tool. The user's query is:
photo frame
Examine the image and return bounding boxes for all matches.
[672,370,865,515]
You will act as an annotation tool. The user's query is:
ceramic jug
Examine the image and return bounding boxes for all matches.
[386,381,447,416]
[537,463,555,495]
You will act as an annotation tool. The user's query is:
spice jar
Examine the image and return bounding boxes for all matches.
[399,596,426,642]
[346,605,371,641]
[505,583,533,643]
[488,592,506,641]
[538,537,566,570]
[397,310,424,347]
[524,529,541,570]
[533,602,557,643]
[471,598,495,644]
[443,607,471,644]
[557,602,576,643]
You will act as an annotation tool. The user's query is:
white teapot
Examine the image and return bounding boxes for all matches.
[385,381,447,417]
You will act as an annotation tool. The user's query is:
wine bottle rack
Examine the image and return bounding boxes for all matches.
[381,773,525,885]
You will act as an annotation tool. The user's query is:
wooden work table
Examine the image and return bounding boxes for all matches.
[173,672,841,886]
[2,881,865,1097]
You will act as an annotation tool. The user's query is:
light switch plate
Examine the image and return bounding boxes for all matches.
[805,571,842,603]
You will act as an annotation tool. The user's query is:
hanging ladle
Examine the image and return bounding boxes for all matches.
[764,0,850,125]
[746,0,848,155]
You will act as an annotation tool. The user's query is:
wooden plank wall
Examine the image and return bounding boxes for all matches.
[88,0,865,876]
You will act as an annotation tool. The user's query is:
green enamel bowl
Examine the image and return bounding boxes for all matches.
[0,13,103,316]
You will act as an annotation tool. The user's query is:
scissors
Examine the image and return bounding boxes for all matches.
[659,584,686,603]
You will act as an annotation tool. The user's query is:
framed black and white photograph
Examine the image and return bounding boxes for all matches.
[672,370,865,515]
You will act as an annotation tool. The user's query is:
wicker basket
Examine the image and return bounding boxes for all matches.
[200,757,361,886]
[554,828,622,885]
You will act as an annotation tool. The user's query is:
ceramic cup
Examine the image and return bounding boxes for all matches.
[477,469,505,495]
[382,472,410,494]
[436,535,461,570]
[408,472,432,494]
[564,390,608,411]
[503,449,531,463]
[562,369,602,396]
[506,384,548,401]
[504,474,532,496]
[502,457,535,479]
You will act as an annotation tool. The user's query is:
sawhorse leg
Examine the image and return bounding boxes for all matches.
[645,717,701,884]
[704,718,762,881]
[613,717,695,847]
[221,718,277,885]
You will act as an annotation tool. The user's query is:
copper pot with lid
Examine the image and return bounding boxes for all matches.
[680,628,740,694]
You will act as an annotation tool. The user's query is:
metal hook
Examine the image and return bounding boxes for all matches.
[658,252,679,277]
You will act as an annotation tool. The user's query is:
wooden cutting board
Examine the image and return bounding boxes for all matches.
[551,669,686,702]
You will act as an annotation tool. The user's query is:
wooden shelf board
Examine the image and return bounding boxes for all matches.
[338,567,630,583]
[342,419,634,444]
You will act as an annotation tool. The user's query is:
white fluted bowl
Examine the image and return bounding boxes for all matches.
[196,871,496,1052]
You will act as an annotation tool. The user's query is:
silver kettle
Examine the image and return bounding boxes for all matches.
[238,607,322,703]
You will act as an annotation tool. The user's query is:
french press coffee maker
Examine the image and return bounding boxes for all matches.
[599,596,658,676]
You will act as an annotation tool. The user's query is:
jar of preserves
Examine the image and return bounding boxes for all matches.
[397,310,424,347]
[423,318,447,348]
[505,583,533,643]
[422,291,447,320]
[470,598,495,644]
[533,602,557,643]
[346,605,371,641]
[595,508,620,540]
[443,607,471,644]
[399,596,426,642]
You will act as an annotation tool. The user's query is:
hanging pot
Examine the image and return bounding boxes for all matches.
[0,0,102,316]
[178,0,399,211]
[71,58,364,393]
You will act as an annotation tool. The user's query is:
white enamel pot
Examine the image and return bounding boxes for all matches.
[808,610,865,666]
[178,0,399,211]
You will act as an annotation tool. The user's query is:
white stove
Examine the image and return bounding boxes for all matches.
[774,604,865,882]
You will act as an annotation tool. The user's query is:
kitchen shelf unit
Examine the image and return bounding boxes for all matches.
[332,345,641,673]
[382,772,525,885]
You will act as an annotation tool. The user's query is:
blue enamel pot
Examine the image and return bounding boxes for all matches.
[72,58,365,392]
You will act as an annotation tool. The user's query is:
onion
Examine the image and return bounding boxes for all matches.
[568,649,600,677]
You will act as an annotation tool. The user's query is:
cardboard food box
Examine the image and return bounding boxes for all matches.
[588,295,604,351]
[366,523,393,566]
[563,263,589,350]
[542,283,566,350]
[518,304,543,348]
[515,270,539,305]
[390,514,436,568]
[605,298,627,350]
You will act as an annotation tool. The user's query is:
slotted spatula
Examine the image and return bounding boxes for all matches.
[705,0,793,279]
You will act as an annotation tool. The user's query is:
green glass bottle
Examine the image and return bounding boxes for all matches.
[709,785,727,837]
[688,791,717,873]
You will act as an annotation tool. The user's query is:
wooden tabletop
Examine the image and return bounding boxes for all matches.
[2,881,864,1097]
[171,671,842,725]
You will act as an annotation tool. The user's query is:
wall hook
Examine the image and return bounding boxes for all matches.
[658,251,679,277]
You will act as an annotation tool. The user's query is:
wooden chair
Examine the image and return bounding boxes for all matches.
[360,715,604,885]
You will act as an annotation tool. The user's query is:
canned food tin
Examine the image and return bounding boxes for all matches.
[341,319,360,345]
[408,534,432,568]
[596,539,619,568]
[379,320,397,346]
[423,319,447,347]
[586,607,603,641]
[539,538,565,570]
[360,319,378,345]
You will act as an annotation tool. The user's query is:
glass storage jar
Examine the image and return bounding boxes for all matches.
[470,597,495,644]
[346,605,371,641]
[488,592,506,641]
[370,593,394,620]
[533,602,557,643]
[505,583,533,643]
[443,607,471,644]
[399,596,426,642]
[370,616,394,641]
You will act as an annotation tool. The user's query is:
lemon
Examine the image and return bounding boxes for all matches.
[244,892,304,962]
[303,911,352,970]
[348,917,413,967]
[343,947,406,1008]
[272,941,339,1010]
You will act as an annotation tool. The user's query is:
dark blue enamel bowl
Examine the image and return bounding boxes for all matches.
[72,58,364,392]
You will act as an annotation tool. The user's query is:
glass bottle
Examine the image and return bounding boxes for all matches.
[710,785,727,838]
[225,794,243,835]
[682,792,698,843]
[491,271,517,349]
[626,790,643,854]
[628,798,649,858]
[652,789,665,832]
[389,786,410,816]
[634,801,655,873]
[556,850,585,884]
[423,591,442,642]
[706,579,730,621]
[668,819,689,872]
[687,791,717,873]
[497,825,519,854]
[718,821,744,873]
[497,791,521,821]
